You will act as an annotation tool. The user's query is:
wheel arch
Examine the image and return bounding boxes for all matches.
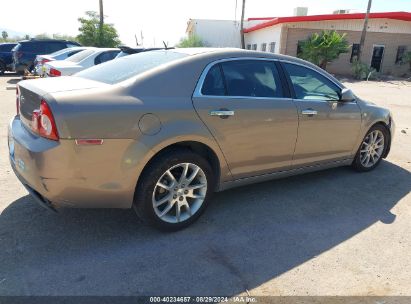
[133,138,230,206]
[371,121,392,158]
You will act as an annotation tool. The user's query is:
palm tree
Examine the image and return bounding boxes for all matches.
[298,30,349,70]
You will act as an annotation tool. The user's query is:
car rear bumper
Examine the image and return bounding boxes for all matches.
[8,116,139,209]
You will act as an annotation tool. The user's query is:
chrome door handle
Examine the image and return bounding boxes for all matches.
[209,110,235,117]
[301,109,318,116]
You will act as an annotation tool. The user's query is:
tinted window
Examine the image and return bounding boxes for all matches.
[221,60,283,98]
[201,64,225,96]
[75,50,188,84]
[284,63,341,101]
[0,44,16,52]
[46,42,65,53]
[20,42,47,53]
[94,51,119,65]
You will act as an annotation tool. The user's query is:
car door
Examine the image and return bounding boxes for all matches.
[282,62,362,167]
[192,59,299,179]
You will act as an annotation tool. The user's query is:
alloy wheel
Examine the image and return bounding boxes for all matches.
[359,130,385,168]
[152,162,207,223]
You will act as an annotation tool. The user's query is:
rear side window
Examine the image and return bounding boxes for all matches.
[284,63,341,101]
[201,65,225,96]
[221,60,284,98]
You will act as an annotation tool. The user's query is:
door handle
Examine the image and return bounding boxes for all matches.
[301,109,318,116]
[209,109,235,118]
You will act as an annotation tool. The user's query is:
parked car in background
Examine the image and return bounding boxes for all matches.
[11,39,81,74]
[44,48,120,77]
[34,47,91,76]
[9,48,395,231]
[0,43,17,75]
[115,45,168,58]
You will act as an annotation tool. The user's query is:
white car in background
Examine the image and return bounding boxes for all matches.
[44,48,120,77]
[34,47,91,76]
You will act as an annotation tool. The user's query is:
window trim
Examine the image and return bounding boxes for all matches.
[193,57,292,100]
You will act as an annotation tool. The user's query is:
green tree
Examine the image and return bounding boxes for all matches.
[298,30,349,70]
[76,11,121,47]
[2,31,8,41]
[177,35,204,48]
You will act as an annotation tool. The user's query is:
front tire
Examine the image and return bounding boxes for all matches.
[133,149,214,231]
[352,124,388,172]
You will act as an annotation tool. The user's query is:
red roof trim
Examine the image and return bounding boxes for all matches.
[247,17,275,21]
[244,11,411,33]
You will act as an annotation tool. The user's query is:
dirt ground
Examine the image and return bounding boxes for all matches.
[0,73,410,297]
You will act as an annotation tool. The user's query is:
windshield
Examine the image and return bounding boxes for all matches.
[75,50,188,84]
[67,49,95,63]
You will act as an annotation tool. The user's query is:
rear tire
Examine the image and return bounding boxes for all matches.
[133,148,214,231]
[352,124,388,172]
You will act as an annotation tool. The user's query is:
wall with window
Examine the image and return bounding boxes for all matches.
[285,27,411,76]
[244,24,282,53]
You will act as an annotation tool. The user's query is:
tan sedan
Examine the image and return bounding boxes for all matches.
[8,48,395,230]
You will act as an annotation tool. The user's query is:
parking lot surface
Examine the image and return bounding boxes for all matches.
[0,74,410,296]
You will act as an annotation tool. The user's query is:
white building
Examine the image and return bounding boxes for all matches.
[186,19,242,47]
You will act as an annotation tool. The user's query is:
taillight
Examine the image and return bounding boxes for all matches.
[49,68,61,77]
[16,86,20,115]
[31,100,59,141]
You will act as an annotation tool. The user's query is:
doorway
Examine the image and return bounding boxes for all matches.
[370,45,385,72]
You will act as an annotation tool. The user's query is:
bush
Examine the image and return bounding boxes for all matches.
[177,35,204,48]
[298,30,349,70]
[352,60,377,80]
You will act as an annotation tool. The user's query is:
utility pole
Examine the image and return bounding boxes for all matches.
[240,0,246,49]
[358,0,372,61]
[99,0,104,45]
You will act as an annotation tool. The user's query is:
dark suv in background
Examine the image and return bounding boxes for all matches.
[12,39,81,74]
[0,43,17,75]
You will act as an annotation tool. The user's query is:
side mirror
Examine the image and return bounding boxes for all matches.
[340,88,356,102]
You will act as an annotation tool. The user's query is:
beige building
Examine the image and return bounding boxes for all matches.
[244,11,411,76]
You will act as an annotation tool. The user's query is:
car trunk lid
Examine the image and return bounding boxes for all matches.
[18,77,108,126]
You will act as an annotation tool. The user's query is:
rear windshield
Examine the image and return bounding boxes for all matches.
[49,47,74,57]
[75,50,188,84]
[67,49,95,63]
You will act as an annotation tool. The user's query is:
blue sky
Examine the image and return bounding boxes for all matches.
[1,0,410,46]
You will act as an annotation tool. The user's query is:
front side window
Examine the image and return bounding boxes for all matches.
[284,63,341,101]
[220,60,283,98]
[201,64,225,96]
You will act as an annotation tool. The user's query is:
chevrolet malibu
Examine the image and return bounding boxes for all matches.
[8,48,395,230]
